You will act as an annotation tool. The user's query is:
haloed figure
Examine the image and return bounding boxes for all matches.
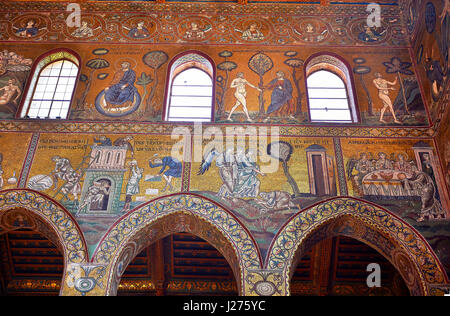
[264,70,294,122]
[104,62,137,107]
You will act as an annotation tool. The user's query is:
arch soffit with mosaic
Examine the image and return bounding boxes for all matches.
[0,189,89,265]
[92,193,263,293]
[106,211,245,295]
[266,197,448,296]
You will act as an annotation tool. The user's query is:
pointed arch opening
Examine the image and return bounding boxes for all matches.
[266,197,447,296]
[0,190,88,268]
[117,231,238,296]
[0,189,89,296]
[0,207,65,295]
[94,193,262,296]
[107,212,241,296]
[289,217,411,296]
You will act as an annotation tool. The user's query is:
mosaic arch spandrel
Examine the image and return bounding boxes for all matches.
[24,132,188,254]
[189,135,339,259]
[0,189,89,296]
[265,197,448,296]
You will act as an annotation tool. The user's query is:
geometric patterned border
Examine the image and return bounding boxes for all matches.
[332,137,348,195]
[0,120,436,138]
[18,133,40,188]
[266,197,448,296]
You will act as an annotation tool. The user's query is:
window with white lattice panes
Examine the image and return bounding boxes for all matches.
[21,57,79,119]
[165,52,214,122]
[307,70,353,123]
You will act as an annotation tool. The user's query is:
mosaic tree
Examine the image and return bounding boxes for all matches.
[216,50,237,118]
[267,140,300,197]
[284,51,304,117]
[383,57,414,115]
[353,58,373,116]
[248,52,273,116]
[77,49,110,111]
[136,72,153,112]
[142,50,169,117]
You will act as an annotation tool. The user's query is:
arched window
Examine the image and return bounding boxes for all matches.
[305,54,358,123]
[164,52,214,122]
[20,49,80,119]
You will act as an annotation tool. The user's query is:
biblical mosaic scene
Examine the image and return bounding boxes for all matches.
[0,0,448,296]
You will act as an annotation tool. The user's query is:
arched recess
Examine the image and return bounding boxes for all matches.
[0,189,88,295]
[93,193,262,296]
[266,197,447,296]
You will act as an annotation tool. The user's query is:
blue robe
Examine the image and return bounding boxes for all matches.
[16,26,38,37]
[149,157,182,178]
[266,78,293,114]
[440,12,449,71]
[128,27,150,39]
[358,28,383,42]
[105,69,137,105]
[93,137,112,146]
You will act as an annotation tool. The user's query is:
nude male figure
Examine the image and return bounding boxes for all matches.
[227,72,260,122]
[0,79,21,110]
[373,73,401,124]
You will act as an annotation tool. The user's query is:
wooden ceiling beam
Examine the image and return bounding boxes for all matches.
[0,235,10,295]
[311,238,335,296]
[149,239,167,296]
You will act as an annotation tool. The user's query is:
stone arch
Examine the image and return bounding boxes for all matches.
[108,212,242,295]
[93,193,262,295]
[0,189,88,295]
[266,197,447,296]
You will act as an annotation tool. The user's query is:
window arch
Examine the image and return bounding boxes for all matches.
[305,53,359,123]
[164,51,215,122]
[19,49,80,119]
